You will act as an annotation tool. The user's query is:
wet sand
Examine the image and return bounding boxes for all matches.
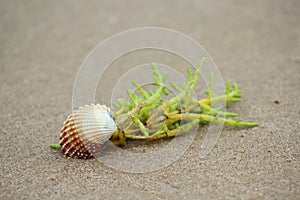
[0,0,299,199]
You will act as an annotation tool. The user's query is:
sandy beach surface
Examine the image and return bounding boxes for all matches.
[1,0,299,199]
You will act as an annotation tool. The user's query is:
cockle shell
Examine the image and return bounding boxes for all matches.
[60,104,117,159]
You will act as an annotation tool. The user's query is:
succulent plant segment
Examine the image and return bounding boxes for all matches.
[50,58,258,159]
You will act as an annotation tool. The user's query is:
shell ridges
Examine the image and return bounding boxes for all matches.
[59,104,117,159]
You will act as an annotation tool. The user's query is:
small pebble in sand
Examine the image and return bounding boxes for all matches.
[274,100,280,104]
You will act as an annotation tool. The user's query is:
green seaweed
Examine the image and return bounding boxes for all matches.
[110,59,258,145]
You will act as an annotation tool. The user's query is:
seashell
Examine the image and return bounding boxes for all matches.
[60,104,117,159]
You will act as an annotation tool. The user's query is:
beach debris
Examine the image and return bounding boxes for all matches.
[59,104,117,159]
[50,58,258,159]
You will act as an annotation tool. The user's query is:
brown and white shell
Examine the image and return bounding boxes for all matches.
[60,104,117,159]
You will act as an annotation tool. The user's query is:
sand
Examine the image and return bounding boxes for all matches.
[0,0,299,199]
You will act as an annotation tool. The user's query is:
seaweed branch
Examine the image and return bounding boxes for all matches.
[110,59,258,146]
